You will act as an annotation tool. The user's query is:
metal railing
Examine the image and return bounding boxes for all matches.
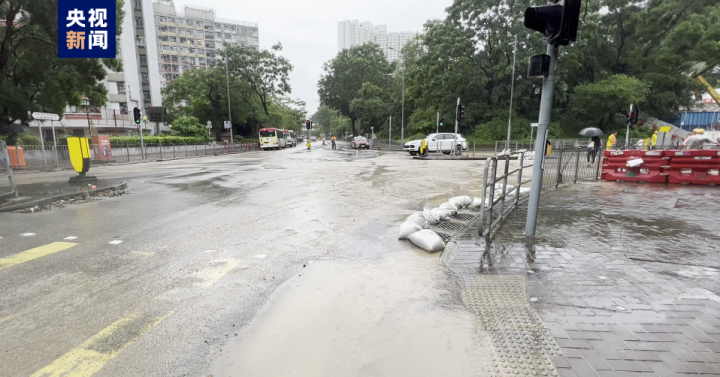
[475,146,602,240]
[0,141,18,198]
[7,142,260,170]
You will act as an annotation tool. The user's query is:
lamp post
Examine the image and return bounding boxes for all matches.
[388,46,405,147]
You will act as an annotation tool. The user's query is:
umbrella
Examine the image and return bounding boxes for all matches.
[578,127,603,137]
[683,134,715,149]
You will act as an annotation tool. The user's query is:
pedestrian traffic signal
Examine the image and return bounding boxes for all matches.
[133,107,142,125]
[524,0,581,46]
[306,120,311,130]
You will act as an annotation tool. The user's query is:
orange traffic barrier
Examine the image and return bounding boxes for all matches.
[665,150,720,185]
[601,150,669,183]
[7,146,26,168]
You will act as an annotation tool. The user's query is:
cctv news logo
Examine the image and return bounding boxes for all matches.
[58,0,116,58]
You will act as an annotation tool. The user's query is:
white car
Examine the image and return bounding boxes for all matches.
[403,133,468,155]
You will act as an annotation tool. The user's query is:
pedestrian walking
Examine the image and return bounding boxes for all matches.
[586,139,594,166]
[591,135,601,162]
[606,132,617,150]
[643,138,650,150]
[331,135,336,150]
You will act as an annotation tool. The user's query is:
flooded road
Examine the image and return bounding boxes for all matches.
[0,142,491,376]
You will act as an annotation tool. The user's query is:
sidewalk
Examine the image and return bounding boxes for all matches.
[443,181,720,376]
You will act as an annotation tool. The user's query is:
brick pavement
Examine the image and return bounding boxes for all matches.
[443,181,720,376]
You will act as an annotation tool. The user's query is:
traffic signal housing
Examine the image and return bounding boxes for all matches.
[524,0,582,46]
[133,107,142,125]
[306,120,311,130]
[627,106,639,126]
[440,119,444,127]
[457,104,466,122]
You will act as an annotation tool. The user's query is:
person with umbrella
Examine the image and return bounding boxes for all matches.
[579,127,604,164]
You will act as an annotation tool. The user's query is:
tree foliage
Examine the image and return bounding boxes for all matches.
[0,0,125,129]
[170,116,207,138]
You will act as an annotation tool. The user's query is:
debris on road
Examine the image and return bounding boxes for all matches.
[13,188,128,213]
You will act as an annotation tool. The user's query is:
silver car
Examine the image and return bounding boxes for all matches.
[403,133,467,155]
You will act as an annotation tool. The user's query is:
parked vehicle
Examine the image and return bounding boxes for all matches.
[311,137,317,141]
[403,133,467,155]
[285,130,297,147]
[259,128,288,150]
[351,136,370,149]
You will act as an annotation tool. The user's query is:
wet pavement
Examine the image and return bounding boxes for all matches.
[445,181,720,376]
[0,141,496,376]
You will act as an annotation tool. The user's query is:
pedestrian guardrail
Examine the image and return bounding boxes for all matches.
[5,142,260,170]
[476,146,602,240]
[0,141,18,198]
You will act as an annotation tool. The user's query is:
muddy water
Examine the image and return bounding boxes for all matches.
[210,251,490,377]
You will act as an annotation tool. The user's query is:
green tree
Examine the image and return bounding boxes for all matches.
[224,43,293,117]
[170,116,207,138]
[0,0,125,128]
[568,75,649,132]
[349,82,388,135]
[318,44,393,136]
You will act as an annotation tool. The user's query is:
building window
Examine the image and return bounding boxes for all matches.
[139,55,147,65]
[216,32,221,39]
[197,21,203,27]
[120,102,128,114]
[186,20,193,26]
[180,38,186,44]
[188,48,195,53]
[117,82,126,94]
[142,75,149,83]
[198,49,205,54]
[143,91,151,101]
[199,58,206,65]
[133,0,142,9]
[135,17,143,26]
[169,36,176,42]
[170,46,177,51]
[224,33,231,39]
[158,16,167,23]
[136,37,145,46]
[169,27,176,33]
[169,18,175,23]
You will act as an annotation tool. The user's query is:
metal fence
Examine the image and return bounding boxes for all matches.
[475,146,601,240]
[8,142,260,170]
[0,142,18,198]
[496,138,720,155]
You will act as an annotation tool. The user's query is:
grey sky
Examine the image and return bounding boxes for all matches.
[174,0,449,115]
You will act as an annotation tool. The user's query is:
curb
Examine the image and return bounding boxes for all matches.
[0,182,128,213]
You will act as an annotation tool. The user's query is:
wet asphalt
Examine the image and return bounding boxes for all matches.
[0,141,492,377]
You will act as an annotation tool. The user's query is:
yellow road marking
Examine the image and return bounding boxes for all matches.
[0,314,16,324]
[30,310,173,377]
[192,259,241,288]
[0,242,78,270]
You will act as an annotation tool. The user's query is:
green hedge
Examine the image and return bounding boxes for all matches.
[108,136,208,146]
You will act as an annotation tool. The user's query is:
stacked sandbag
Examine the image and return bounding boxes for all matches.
[449,196,472,209]
[407,229,445,252]
[398,212,428,239]
[438,202,458,214]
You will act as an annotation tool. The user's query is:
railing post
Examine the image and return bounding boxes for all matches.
[595,149,602,180]
[173,144,176,158]
[498,155,510,220]
[196,144,198,156]
[573,146,580,183]
[515,152,524,207]
[555,148,563,188]
[126,144,130,162]
[160,144,162,160]
[485,158,498,241]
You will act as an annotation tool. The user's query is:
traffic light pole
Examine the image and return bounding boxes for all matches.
[453,97,460,157]
[436,112,439,134]
[525,44,558,237]
[625,104,633,149]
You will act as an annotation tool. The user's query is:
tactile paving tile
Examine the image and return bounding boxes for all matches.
[462,275,561,377]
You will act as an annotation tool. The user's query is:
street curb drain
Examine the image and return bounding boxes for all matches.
[462,275,561,376]
[0,182,128,212]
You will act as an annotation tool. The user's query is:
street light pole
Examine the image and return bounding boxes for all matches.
[224,53,233,147]
[389,46,405,147]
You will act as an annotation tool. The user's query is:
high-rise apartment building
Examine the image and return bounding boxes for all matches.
[28,0,259,138]
[337,20,417,63]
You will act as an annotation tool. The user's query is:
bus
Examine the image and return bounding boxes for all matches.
[259,128,287,150]
[285,130,297,147]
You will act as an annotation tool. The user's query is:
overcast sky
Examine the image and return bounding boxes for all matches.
[174,0,449,115]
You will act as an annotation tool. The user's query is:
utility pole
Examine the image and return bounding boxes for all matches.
[225,54,233,147]
[525,45,558,237]
[389,115,392,149]
[436,112,439,134]
[401,54,405,147]
[625,104,633,149]
[506,35,517,150]
[453,97,460,157]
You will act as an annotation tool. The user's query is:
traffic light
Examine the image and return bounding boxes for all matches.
[524,0,582,46]
[440,119,444,127]
[627,106,639,125]
[457,104,466,122]
[133,107,142,125]
[306,120,311,130]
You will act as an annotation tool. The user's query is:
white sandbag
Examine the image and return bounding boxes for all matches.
[406,212,428,228]
[431,208,452,221]
[422,209,441,225]
[519,187,531,195]
[398,222,423,239]
[449,196,472,208]
[407,229,446,252]
[470,197,485,207]
[439,202,458,214]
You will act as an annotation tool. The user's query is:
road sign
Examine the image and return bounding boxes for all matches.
[148,107,163,122]
[32,112,60,121]
[531,123,539,127]
[659,126,671,132]
[224,121,231,129]
[206,121,212,129]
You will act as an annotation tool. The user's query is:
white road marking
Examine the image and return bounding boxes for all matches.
[21,233,36,236]
[254,254,266,259]
[203,249,217,253]
[109,240,123,245]
[64,236,78,240]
